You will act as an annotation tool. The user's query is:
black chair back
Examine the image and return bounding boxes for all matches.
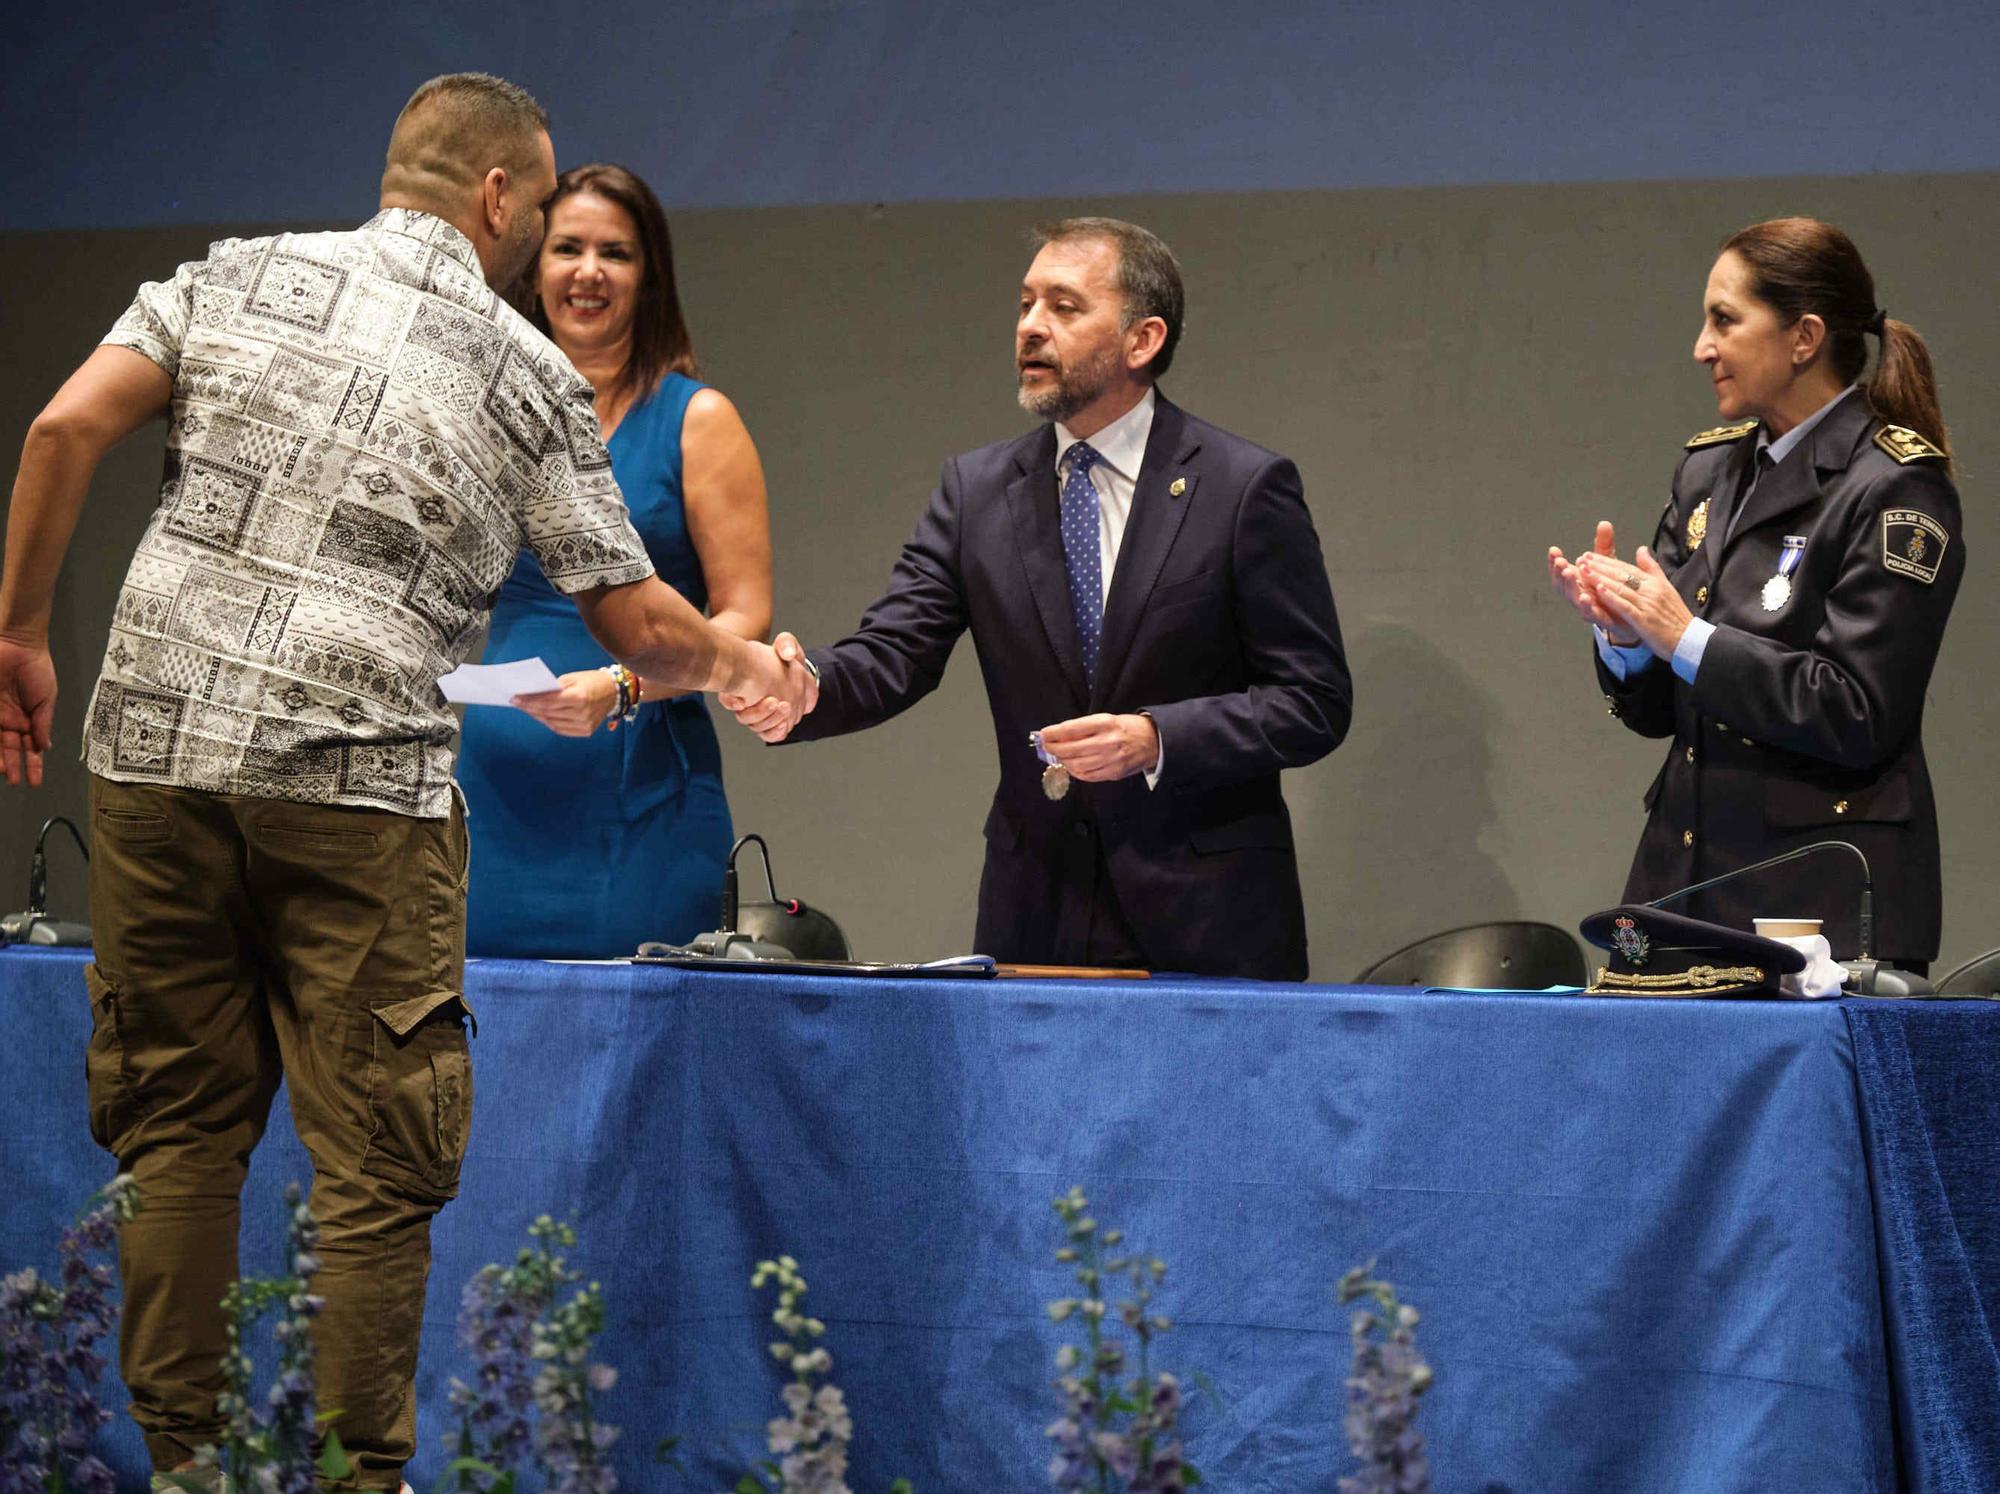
[1356,920,1587,990]
[1934,948,2000,999]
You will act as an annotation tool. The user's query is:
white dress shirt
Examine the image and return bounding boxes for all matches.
[1052,387,1163,783]
[1055,386,1155,605]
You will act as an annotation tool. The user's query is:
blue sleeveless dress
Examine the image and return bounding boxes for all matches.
[458,373,733,957]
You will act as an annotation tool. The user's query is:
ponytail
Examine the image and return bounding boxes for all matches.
[1722,217,1954,474]
[1868,317,1954,472]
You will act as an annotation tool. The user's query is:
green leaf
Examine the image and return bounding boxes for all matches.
[734,1477,767,1494]
[1183,1461,1204,1485]
[888,1482,915,1493]
[316,1429,353,1478]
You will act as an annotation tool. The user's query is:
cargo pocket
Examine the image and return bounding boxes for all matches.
[362,990,473,1202]
[82,965,129,1154]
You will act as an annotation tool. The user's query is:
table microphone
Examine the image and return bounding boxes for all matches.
[0,816,93,948]
[680,833,793,960]
[1640,839,1928,996]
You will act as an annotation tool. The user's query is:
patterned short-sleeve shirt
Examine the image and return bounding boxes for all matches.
[90,209,653,818]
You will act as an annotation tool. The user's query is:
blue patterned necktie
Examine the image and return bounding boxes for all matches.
[1059,441,1105,686]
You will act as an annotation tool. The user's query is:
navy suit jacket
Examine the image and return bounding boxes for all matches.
[789,396,1351,979]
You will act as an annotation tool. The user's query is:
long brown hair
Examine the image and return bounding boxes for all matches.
[1721,217,1951,470]
[529,162,699,401]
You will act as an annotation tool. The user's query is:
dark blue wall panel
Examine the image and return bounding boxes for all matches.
[6,0,1998,230]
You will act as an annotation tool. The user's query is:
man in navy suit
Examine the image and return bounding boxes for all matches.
[740,218,1350,979]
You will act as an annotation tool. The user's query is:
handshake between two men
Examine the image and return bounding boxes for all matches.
[718,631,1164,784]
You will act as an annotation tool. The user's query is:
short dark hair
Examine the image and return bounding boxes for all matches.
[1033,217,1186,381]
[530,163,699,397]
[383,73,550,197]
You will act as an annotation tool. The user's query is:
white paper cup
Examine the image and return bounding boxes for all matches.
[1755,917,1823,940]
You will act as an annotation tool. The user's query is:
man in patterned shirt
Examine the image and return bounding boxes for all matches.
[0,74,802,1490]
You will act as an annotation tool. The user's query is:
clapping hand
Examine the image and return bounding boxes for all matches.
[720,631,820,743]
[1547,520,1639,645]
[1580,545,1694,661]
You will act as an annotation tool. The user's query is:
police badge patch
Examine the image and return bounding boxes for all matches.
[1611,915,1650,966]
[1685,499,1708,552]
[1882,509,1948,584]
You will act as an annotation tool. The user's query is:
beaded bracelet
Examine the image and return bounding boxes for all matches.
[600,663,642,727]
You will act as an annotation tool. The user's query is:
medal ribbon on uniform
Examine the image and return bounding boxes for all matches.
[1761,535,1807,612]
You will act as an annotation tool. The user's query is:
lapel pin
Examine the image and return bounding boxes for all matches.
[1169,478,1186,497]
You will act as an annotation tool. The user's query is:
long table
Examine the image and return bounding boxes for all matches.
[3,947,1996,1492]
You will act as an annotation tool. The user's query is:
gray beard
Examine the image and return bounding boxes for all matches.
[1017,381,1081,423]
[1016,351,1117,424]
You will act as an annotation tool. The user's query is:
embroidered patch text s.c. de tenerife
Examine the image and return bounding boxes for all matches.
[1881,509,1948,584]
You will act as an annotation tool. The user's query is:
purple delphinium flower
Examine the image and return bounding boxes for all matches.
[447,1266,539,1487]
[744,1256,859,1494]
[447,1215,619,1493]
[0,1174,139,1493]
[1336,1267,1433,1494]
[213,1182,326,1494]
[530,1272,620,1494]
[1044,1188,1198,1494]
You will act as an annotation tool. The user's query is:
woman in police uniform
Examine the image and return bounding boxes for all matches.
[1548,218,1963,969]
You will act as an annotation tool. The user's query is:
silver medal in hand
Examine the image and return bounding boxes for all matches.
[1030,730,1071,800]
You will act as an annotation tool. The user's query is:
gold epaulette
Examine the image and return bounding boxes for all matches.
[1684,420,1759,450]
[1874,425,1948,464]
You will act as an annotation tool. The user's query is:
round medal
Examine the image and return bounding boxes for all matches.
[1042,763,1071,801]
[1761,575,1791,612]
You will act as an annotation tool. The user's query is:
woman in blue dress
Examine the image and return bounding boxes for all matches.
[458,164,773,957]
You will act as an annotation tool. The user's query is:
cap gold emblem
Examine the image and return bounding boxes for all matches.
[1611,915,1650,965]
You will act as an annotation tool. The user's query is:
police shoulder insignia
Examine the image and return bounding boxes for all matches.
[1685,419,1759,450]
[1873,425,1947,464]
[1882,508,1949,584]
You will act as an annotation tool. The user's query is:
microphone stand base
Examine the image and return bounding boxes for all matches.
[0,915,93,948]
[1841,959,1936,998]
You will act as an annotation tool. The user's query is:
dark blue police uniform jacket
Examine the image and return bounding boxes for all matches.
[1598,393,1964,961]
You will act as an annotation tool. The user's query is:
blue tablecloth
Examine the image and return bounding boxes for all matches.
[3,947,1996,1492]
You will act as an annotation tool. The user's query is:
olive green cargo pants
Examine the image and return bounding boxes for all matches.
[84,774,472,1491]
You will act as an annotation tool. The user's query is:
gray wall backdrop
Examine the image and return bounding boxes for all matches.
[3,171,1994,976]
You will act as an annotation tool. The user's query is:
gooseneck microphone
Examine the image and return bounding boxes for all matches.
[1640,838,1927,995]
[1,816,93,947]
[1643,838,1873,958]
